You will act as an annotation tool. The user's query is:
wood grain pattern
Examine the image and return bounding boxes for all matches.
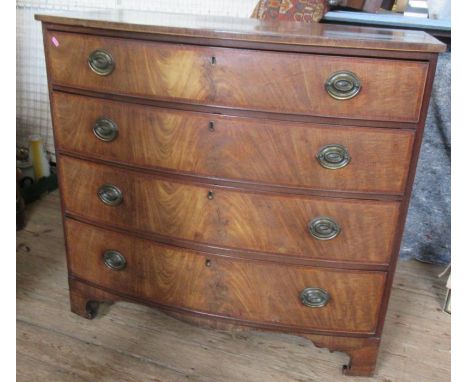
[159,309,382,376]
[35,10,446,53]
[65,219,386,334]
[36,12,444,377]
[52,85,421,130]
[374,55,440,338]
[52,92,415,195]
[17,190,451,382]
[67,278,383,375]
[45,31,428,123]
[58,155,400,265]
[43,24,442,63]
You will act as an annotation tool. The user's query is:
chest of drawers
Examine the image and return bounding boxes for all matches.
[36,11,444,376]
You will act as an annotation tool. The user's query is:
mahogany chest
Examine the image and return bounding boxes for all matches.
[36,11,445,376]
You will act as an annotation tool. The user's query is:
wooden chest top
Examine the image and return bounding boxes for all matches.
[35,10,445,53]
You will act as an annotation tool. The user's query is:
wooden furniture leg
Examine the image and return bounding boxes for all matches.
[68,278,115,319]
[303,334,380,377]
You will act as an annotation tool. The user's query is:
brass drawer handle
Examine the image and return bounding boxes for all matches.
[103,250,126,270]
[325,71,361,100]
[88,49,115,76]
[98,184,123,206]
[300,287,329,308]
[308,217,341,240]
[93,118,118,142]
[316,144,351,169]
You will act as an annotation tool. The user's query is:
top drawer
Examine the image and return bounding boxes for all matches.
[44,31,428,123]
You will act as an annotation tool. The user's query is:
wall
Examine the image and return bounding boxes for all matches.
[16,0,258,157]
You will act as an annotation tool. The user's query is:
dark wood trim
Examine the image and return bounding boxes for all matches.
[43,23,439,60]
[375,53,439,336]
[52,85,419,130]
[321,19,451,52]
[68,276,380,337]
[64,213,390,272]
[56,150,405,202]
[41,24,75,292]
[37,13,444,54]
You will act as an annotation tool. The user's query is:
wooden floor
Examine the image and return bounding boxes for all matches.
[17,191,451,382]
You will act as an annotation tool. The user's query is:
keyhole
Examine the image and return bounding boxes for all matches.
[205,259,212,267]
[208,121,215,132]
[211,56,216,65]
[207,190,214,200]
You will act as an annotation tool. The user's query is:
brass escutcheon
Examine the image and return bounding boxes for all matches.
[325,71,361,100]
[88,49,115,76]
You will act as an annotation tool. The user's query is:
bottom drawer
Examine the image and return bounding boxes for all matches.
[65,219,387,334]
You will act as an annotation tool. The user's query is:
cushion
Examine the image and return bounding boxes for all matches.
[251,0,329,22]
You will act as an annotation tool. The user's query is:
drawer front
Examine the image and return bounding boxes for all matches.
[52,92,414,195]
[65,219,386,334]
[45,31,428,123]
[59,156,400,264]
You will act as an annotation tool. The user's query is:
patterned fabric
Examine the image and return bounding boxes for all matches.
[251,0,329,22]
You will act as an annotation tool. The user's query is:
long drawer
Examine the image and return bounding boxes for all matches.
[52,92,414,195]
[58,156,400,265]
[45,30,428,123]
[65,219,386,334]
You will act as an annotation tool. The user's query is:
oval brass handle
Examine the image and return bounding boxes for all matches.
[316,144,351,170]
[300,287,329,308]
[103,250,126,270]
[88,49,115,76]
[93,118,118,142]
[325,71,361,100]
[97,184,123,206]
[327,0,343,6]
[308,217,341,240]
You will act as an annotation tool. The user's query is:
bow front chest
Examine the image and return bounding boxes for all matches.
[36,11,444,376]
